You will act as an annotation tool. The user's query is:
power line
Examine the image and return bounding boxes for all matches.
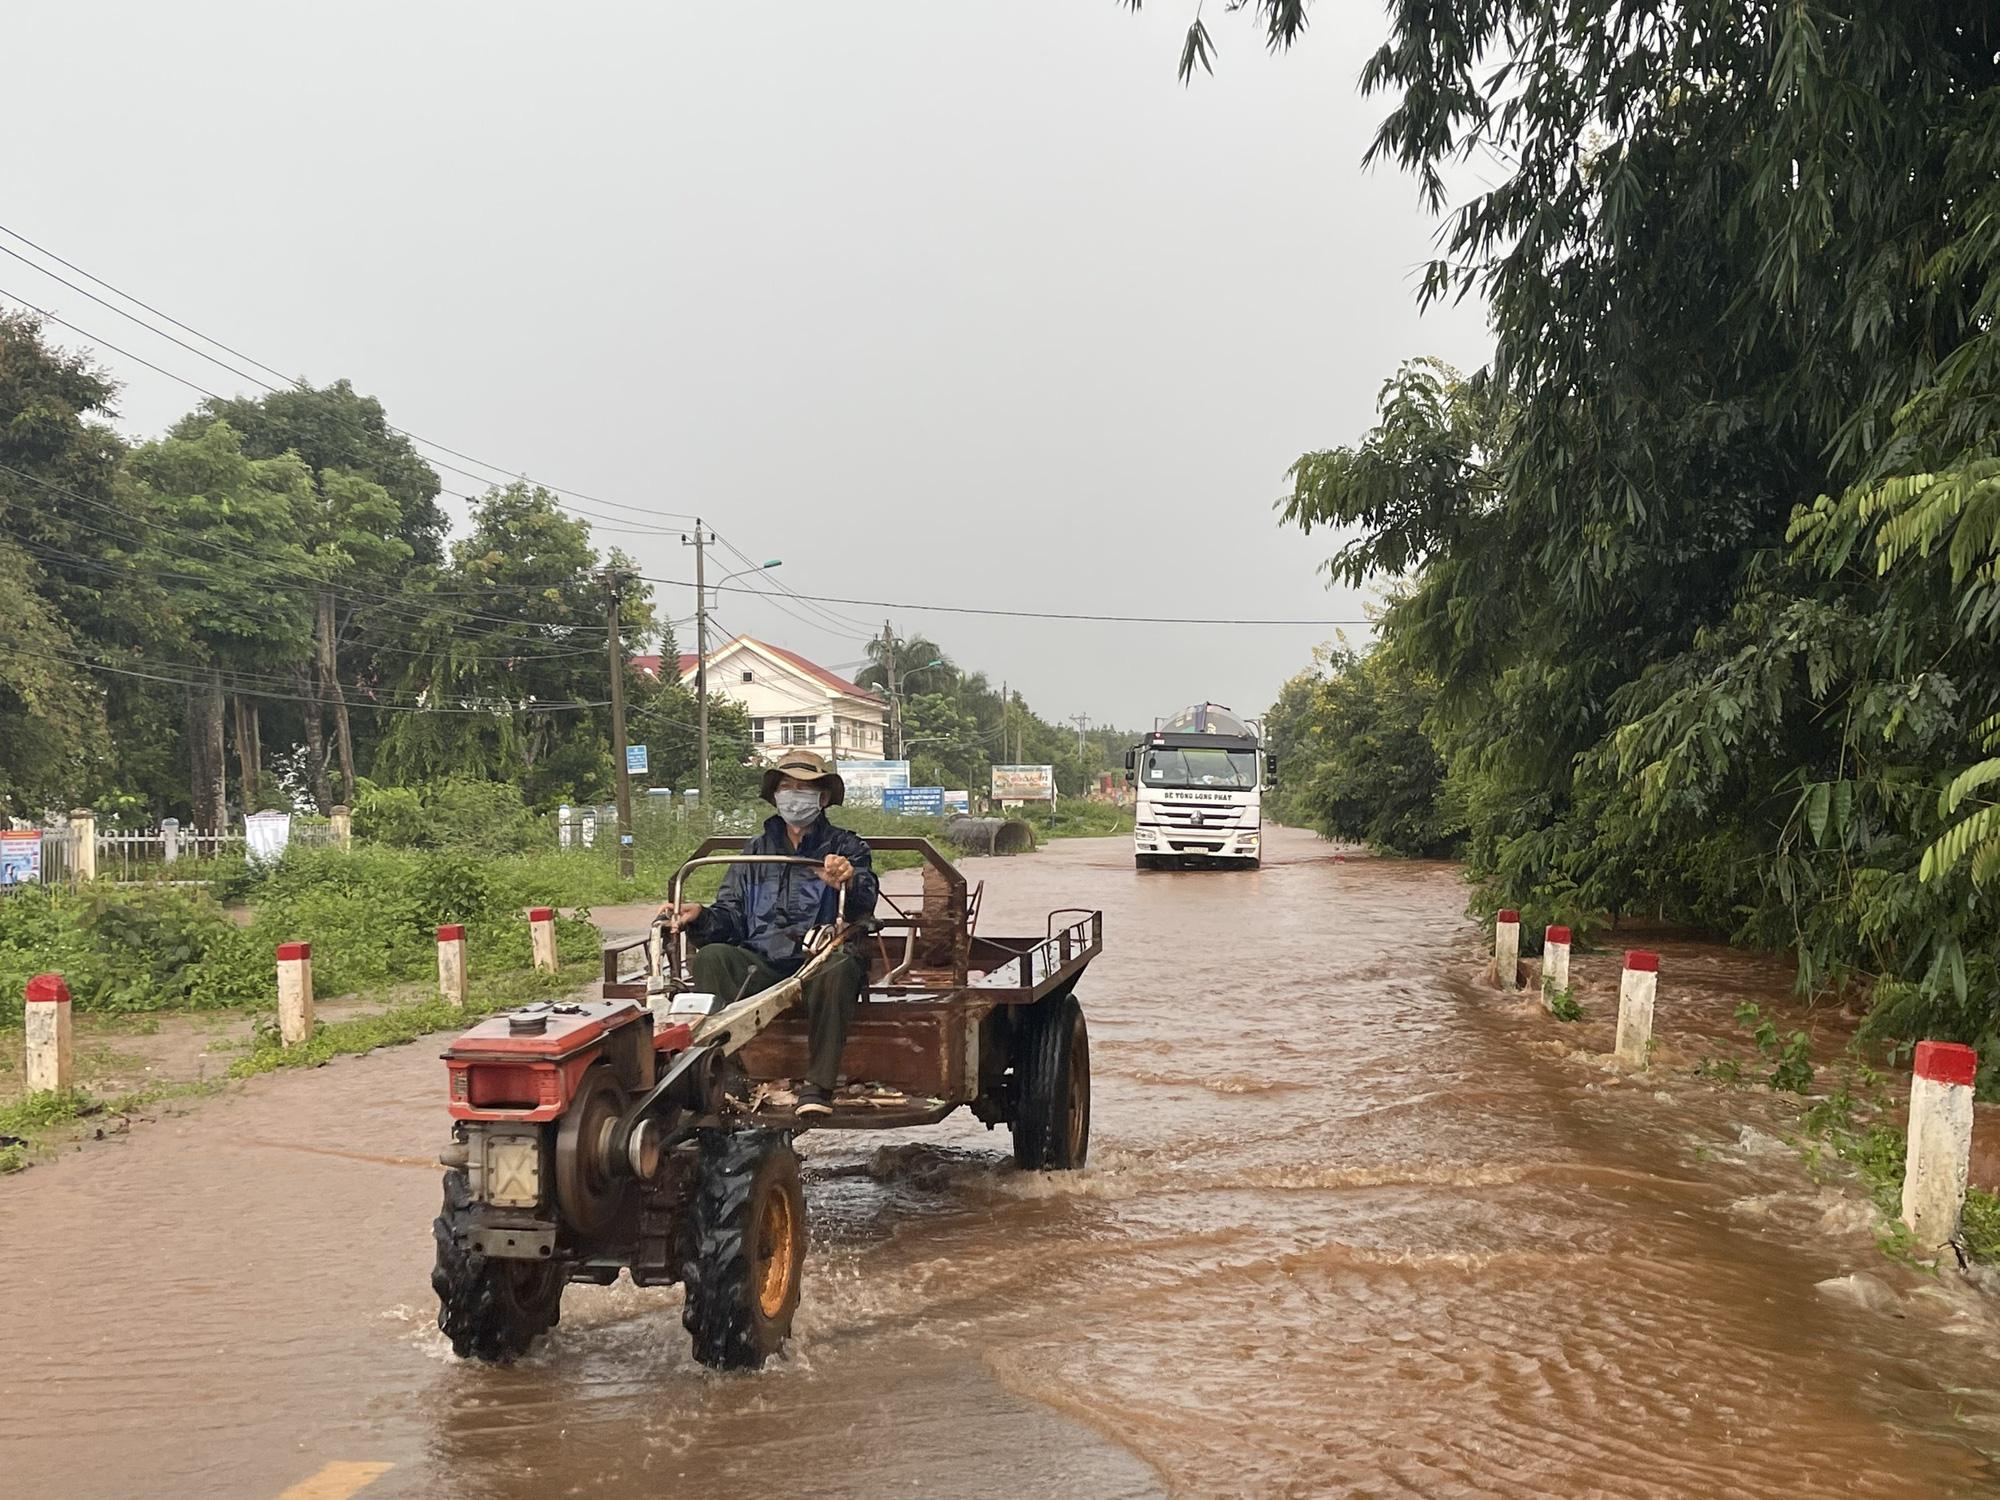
[643,572,1372,627]
[0,225,704,532]
[0,637,612,715]
[0,461,638,659]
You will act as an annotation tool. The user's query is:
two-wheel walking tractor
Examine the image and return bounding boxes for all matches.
[432,837,1098,1369]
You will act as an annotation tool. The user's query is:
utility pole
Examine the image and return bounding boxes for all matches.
[602,565,635,879]
[881,620,902,761]
[1069,713,1091,762]
[683,521,712,812]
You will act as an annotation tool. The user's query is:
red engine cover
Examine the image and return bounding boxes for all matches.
[443,998,643,1121]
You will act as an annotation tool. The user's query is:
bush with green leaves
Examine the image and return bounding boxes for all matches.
[0,885,265,1025]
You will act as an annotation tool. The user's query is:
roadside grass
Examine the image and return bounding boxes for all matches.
[228,959,596,1078]
[0,1078,221,1175]
[1007,799,1135,839]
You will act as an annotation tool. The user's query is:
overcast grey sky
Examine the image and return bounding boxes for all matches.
[6,1,1487,732]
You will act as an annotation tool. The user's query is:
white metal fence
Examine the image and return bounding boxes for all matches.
[1,817,343,892]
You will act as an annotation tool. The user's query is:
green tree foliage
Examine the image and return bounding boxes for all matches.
[855,630,1130,796]
[0,312,130,817]
[373,483,658,808]
[1269,0,2000,1052]
[1266,642,1459,857]
[175,380,446,564]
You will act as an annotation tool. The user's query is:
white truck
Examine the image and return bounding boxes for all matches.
[1126,703,1271,870]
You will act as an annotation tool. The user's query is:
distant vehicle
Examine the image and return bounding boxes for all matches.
[1125,703,1272,870]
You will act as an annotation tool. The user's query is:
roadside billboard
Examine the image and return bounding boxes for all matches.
[882,786,945,816]
[991,765,1056,802]
[837,760,910,806]
[0,830,43,887]
[943,790,970,815]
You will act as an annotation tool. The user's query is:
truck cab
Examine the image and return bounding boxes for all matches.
[1127,703,1269,869]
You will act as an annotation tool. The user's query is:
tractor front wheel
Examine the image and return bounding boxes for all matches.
[1011,993,1090,1171]
[432,1170,565,1362]
[680,1128,806,1370]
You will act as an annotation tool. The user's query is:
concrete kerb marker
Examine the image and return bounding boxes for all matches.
[24,973,72,1092]
[1494,910,1521,991]
[1615,950,1658,1068]
[276,942,314,1047]
[1902,1039,1978,1256]
[1543,925,1572,1010]
[438,924,469,1006]
[528,908,558,974]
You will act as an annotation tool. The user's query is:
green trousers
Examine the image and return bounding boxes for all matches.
[690,943,867,1091]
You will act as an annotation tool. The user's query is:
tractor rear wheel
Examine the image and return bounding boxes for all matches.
[680,1128,806,1370]
[1011,993,1090,1170]
[432,1169,565,1362]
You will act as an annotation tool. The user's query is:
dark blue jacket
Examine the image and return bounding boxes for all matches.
[691,813,878,973]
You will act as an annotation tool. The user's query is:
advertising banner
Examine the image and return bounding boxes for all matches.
[990,765,1056,802]
[882,786,945,816]
[943,790,970,815]
[0,830,43,887]
[836,760,910,806]
[626,744,650,774]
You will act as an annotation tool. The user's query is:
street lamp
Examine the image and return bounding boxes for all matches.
[710,558,782,605]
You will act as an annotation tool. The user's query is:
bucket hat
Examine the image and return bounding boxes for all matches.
[759,747,846,806]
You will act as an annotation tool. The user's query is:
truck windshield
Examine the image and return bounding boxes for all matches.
[1142,748,1259,789]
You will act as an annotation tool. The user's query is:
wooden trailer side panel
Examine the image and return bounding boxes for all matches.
[736,1000,985,1101]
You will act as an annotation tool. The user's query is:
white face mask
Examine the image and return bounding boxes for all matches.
[775,787,823,827]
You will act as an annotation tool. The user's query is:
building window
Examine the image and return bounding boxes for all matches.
[741,669,754,682]
[750,717,765,744]
[780,717,816,745]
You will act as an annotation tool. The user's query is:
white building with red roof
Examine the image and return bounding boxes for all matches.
[632,635,887,762]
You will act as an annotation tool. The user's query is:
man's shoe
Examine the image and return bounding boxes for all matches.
[795,1083,833,1118]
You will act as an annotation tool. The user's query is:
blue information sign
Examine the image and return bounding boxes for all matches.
[626,744,650,773]
[882,786,945,816]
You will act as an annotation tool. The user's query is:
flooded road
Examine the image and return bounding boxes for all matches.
[6,828,2000,1497]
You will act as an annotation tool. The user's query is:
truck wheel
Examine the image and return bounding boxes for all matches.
[1011,993,1090,1171]
[432,1169,565,1362]
[681,1128,806,1370]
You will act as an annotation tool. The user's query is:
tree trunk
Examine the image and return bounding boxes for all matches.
[188,671,227,831]
[318,590,356,805]
[295,661,333,814]
[231,694,262,811]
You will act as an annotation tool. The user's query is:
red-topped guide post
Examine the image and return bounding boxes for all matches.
[1494,910,1521,991]
[24,973,72,1092]
[1542,926,1572,1011]
[529,908,558,974]
[1902,1040,1978,1254]
[276,942,314,1047]
[438,924,469,1007]
[1615,951,1658,1068]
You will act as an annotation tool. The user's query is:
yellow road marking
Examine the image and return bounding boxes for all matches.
[276,1461,393,1500]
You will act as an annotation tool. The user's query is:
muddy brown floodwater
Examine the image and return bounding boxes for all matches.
[6,828,2000,1498]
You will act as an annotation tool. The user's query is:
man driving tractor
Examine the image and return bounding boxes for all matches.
[661,748,877,1117]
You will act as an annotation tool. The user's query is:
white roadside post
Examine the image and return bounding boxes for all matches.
[1902,1039,1978,1256]
[529,907,558,974]
[330,804,352,851]
[1494,909,1521,991]
[70,807,97,884]
[276,942,314,1047]
[1542,925,1572,1009]
[1614,950,1658,1068]
[438,924,469,1006]
[24,973,73,1093]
